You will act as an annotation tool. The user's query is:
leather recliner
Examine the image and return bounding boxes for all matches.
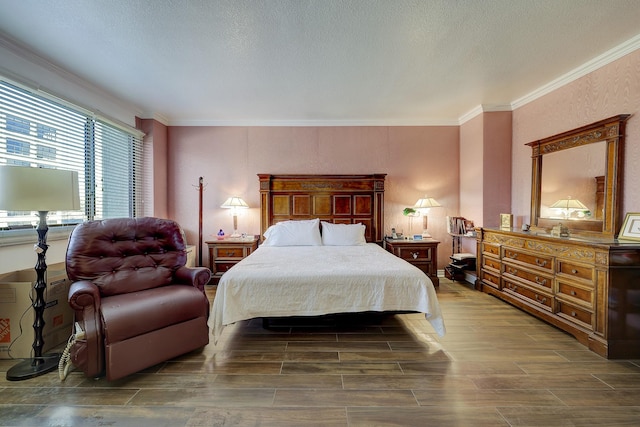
[65,217,211,381]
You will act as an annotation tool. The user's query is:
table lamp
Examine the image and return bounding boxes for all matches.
[413,196,441,238]
[0,166,80,381]
[221,196,249,237]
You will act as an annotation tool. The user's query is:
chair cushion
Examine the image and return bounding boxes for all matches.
[66,217,187,296]
[100,285,209,343]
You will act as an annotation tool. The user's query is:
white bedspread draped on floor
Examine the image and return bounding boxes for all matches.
[211,243,446,341]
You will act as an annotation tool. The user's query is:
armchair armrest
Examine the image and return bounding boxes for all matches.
[67,280,104,378]
[68,280,101,310]
[174,266,212,292]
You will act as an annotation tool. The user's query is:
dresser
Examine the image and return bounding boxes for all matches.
[206,237,258,284]
[476,227,640,358]
[384,238,440,287]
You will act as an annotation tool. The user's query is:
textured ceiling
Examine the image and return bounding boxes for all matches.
[1,0,640,125]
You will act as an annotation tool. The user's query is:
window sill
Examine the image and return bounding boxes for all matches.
[0,226,76,247]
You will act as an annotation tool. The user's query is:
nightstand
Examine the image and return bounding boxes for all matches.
[206,237,258,284]
[384,238,440,287]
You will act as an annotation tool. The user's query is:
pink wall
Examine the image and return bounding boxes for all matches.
[166,126,459,268]
[482,112,512,227]
[459,111,512,253]
[512,49,640,223]
[139,118,169,219]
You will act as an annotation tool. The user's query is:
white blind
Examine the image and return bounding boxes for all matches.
[0,78,144,230]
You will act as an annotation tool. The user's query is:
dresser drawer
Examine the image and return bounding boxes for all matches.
[504,279,553,311]
[482,242,500,257]
[482,255,501,272]
[481,269,501,290]
[503,264,552,291]
[396,246,433,261]
[557,300,593,328]
[502,247,553,272]
[557,260,594,282]
[214,246,246,259]
[411,262,434,276]
[215,261,237,273]
[557,280,593,307]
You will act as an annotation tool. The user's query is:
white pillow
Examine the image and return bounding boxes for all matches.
[262,219,322,246]
[321,221,366,246]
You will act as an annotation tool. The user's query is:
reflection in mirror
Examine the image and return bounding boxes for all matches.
[540,141,606,220]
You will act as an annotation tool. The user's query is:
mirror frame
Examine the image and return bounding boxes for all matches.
[527,114,630,237]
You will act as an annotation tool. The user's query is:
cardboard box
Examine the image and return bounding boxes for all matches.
[0,262,74,359]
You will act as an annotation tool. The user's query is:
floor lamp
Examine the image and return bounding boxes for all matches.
[0,166,80,381]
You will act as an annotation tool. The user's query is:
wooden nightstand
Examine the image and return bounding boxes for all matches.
[384,238,440,287]
[206,237,258,284]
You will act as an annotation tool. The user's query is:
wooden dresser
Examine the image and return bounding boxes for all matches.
[476,227,640,359]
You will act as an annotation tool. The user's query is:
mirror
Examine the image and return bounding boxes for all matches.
[540,141,605,220]
[527,115,630,237]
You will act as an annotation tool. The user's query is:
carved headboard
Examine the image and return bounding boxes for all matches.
[258,174,386,243]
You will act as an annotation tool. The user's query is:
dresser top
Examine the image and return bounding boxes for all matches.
[481,227,640,249]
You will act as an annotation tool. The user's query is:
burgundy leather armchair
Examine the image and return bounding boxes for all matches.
[65,217,211,381]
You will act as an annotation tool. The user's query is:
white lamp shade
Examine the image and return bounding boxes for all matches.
[550,197,588,210]
[221,197,249,209]
[0,166,80,211]
[414,196,441,210]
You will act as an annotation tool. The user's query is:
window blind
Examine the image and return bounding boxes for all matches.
[0,78,144,231]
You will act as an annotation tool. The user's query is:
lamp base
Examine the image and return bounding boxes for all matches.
[6,353,60,381]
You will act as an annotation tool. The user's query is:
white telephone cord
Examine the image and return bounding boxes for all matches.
[58,322,85,381]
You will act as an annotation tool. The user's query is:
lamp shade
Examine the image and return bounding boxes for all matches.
[220,197,249,209]
[550,197,588,210]
[414,196,441,210]
[0,166,80,211]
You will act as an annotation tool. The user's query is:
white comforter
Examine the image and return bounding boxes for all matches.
[211,243,446,341]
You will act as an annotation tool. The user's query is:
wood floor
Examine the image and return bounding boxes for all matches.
[1,278,639,426]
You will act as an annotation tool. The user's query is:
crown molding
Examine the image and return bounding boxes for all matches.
[139,112,170,126]
[512,33,640,110]
[167,118,461,127]
[458,104,513,125]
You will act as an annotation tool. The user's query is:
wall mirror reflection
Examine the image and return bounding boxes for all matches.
[540,141,606,221]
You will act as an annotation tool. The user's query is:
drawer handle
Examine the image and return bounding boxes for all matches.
[571,311,577,317]
[508,267,517,275]
[571,269,578,274]
[535,294,547,304]
[570,290,577,296]
[507,252,518,259]
[509,284,518,291]
[535,259,547,267]
[226,251,235,256]
[535,276,547,286]
[411,251,419,259]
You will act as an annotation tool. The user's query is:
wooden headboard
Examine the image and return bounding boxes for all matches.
[258,174,386,243]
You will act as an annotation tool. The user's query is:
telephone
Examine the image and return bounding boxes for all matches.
[58,322,85,381]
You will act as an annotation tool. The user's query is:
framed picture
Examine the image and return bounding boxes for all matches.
[500,213,513,229]
[618,212,640,241]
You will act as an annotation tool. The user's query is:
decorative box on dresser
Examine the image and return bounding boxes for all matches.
[476,227,640,359]
[384,238,440,287]
[206,237,258,284]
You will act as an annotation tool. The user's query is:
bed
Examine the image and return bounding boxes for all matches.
[210,174,445,341]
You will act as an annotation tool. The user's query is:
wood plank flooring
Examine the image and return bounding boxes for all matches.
[1,279,639,426]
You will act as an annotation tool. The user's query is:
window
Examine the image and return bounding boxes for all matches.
[0,79,144,233]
